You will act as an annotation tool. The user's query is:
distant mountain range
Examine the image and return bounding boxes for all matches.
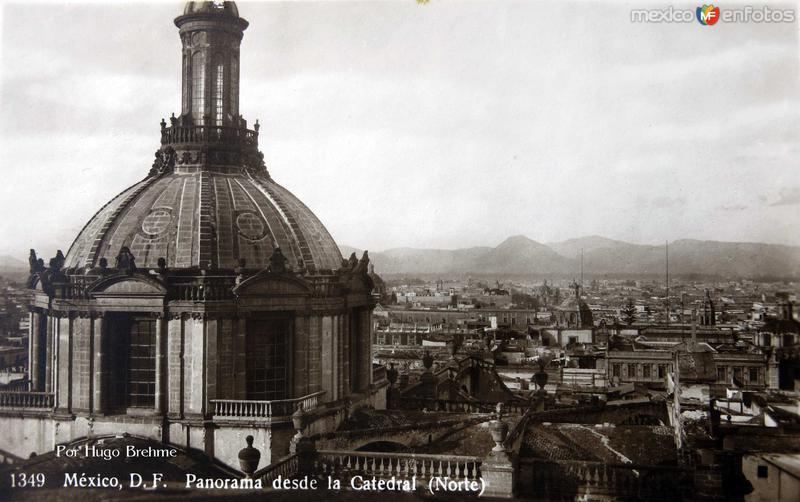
[0,255,26,270]
[341,235,800,279]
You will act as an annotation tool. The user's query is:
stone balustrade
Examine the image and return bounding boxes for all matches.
[314,450,482,486]
[254,453,300,484]
[517,458,688,500]
[396,397,528,414]
[161,125,258,148]
[210,391,325,422]
[0,391,54,410]
[171,277,236,301]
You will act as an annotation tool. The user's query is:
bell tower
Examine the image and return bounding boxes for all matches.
[174,1,248,127]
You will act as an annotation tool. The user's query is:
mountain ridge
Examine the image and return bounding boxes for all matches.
[340,236,800,278]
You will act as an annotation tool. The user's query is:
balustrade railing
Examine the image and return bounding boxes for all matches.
[171,277,236,301]
[161,125,258,148]
[254,453,300,484]
[396,397,528,414]
[307,275,339,296]
[0,391,54,410]
[315,450,481,486]
[210,391,325,421]
[52,275,97,300]
[517,459,687,500]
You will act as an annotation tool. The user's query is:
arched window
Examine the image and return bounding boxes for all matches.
[191,52,206,124]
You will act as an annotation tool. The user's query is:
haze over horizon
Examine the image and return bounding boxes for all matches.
[1,1,798,259]
[339,234,800,255]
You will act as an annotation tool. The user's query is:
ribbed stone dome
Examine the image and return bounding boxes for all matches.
[64,171,343,274]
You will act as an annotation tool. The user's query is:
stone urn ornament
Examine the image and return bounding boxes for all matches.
[531,347,554,391]
[421,350,434,371]
[489,418,509,452]
[292,404,306,437]
[238,435,260,478]
[448,333,463,359]
[386,363,398,386]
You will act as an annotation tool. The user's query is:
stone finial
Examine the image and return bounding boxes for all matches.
[149,146,177,177]
[267,247,288,273]
[354,251,370,275]
[387,363,398,386]
[238,435,260,478]
[115,247,137,274]
[292,404,306,437]
[342,252,358,272]
[449,333,463,358]
[28,250,46,273]
[52,250,65,272]
[160,118,166,131]
[422,350,434,371]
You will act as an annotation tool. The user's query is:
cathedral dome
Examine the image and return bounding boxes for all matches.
[64,171,343,274]
[64,1,342,275]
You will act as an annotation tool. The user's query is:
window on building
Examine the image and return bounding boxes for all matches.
[213,62,224,126]
[643,365,651,378]
[757,465,768,478]
[627,364,637,378]
[658,364,668,379]
[568,336,578,346]
[717,366,726,382]
[229,55,238,117]
[733,367,743,382]
[128,318,156,408]
[612,364,621,378]
[191,51,206,123]
[749,367,759,384]
[245,317,289,400]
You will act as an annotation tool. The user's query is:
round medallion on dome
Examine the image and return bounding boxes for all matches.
[141,209,173,237]
[236,212,267,241]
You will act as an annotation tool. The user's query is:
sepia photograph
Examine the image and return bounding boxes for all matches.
[0,0,799,500]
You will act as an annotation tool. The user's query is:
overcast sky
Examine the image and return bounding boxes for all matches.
[1,0,799,260]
